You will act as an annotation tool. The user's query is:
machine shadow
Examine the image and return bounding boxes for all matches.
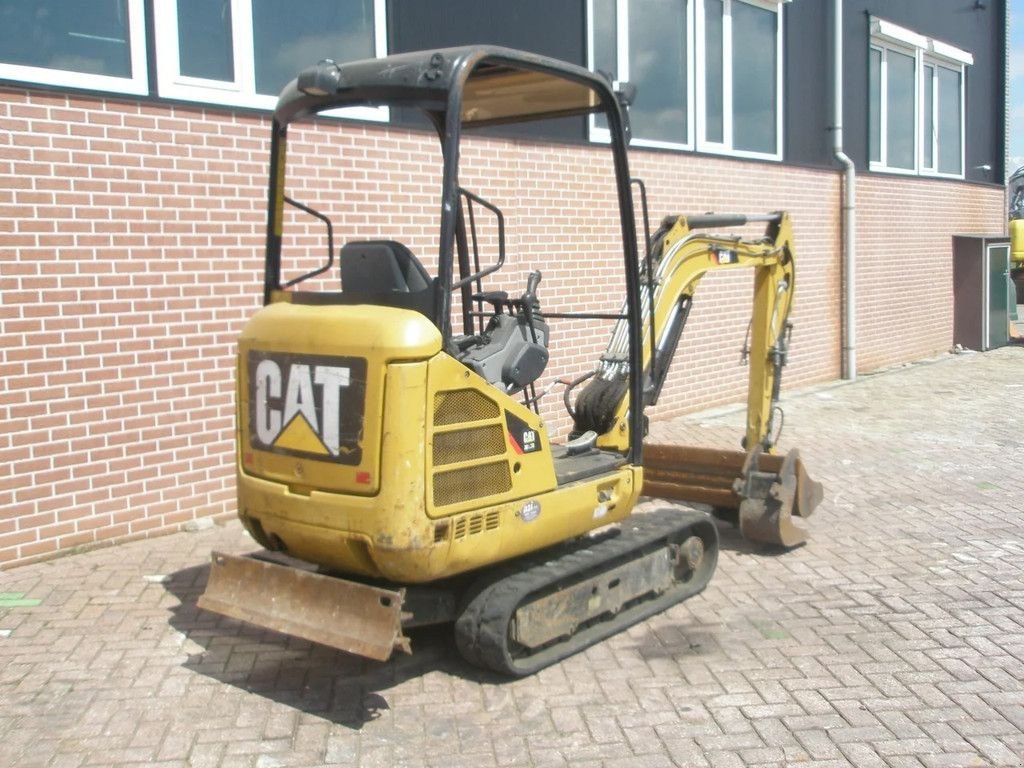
[163,513,794,726]
[163,562,503,730]
[711,515,803,557]
[667,504,804,558]
[627,514,803,662]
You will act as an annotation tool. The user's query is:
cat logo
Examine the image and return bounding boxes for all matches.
[249,351,367,465]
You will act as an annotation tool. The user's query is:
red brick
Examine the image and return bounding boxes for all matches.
[0,529,38,549]
[18,538,58,558]
[0,88,1004,569]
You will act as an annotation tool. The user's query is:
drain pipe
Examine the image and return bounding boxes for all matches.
[833,0,856,380]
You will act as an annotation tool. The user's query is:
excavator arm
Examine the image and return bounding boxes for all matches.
[571,211,821,546]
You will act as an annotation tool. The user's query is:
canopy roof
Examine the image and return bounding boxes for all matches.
[273,45,615,128]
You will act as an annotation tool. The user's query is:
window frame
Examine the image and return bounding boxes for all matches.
[153,0,388,121]
[585,0,696,151]
[869,40,921,177]
[868,17,972,180]
[587,0,785,158]
[921,58,965,178]
[695,0,784,161]
[0,0,149,96]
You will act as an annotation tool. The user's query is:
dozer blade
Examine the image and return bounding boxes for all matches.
[197,551,410,661]
[642,443,823,547]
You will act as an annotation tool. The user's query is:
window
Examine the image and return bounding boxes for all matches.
[869,17,972,178]
[696,0,782,159]
[153,0,387,119]
[0,0,148,95]
[588,0,783,160]
[588,0,694,149]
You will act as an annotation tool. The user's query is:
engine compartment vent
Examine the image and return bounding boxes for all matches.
[433,389,499,426]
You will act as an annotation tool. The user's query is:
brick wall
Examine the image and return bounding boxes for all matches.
[0,88,1005,568]
[2,90,266,567]
[856,174,1006,371]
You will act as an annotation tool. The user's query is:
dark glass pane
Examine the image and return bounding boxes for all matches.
[0,0,132,77]
[922,64,934,169]
[592,0,617,77]
[252,0,375,97]
[590,0,616,133]
[177,0,234,81]
[704,0,723,143]
[886,49,916,170]
[937,66,961,174]
[629,0,687,143]
[732,0,776,154]
[869,48,881,163]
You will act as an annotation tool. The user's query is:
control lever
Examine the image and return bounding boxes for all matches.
[522,270,542,312]
[525,270,541,296]
[519,270,544,346]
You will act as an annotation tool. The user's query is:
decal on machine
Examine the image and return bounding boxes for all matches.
[505,410,541,455]
[248,351,367,465]
[517,500,541,523]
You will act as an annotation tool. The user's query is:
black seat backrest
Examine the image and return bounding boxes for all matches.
[340,240,430,293]
[339,240,434,317]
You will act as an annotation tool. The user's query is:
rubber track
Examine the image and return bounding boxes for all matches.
[454,507,718,676]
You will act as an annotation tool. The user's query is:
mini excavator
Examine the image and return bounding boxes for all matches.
[198,46,822,676]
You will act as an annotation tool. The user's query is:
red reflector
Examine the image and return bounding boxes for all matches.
[244,452,254,465]
[356,471,371,485]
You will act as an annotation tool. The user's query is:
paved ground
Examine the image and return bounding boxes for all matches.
[2,346,1024,768]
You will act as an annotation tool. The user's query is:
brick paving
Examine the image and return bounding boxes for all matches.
[2,346,1024,768]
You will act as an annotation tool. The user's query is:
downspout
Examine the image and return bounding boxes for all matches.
[1004,0,1010,189]
[833,0,856,380]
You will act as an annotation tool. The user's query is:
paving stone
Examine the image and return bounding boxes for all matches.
[2,349,1024,767]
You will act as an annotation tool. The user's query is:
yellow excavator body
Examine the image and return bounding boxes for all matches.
[197,46,822,675]
[237,301,640,582]
[1011,217,1024,264]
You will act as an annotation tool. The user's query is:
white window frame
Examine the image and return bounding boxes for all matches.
[0,0,148,96]
[153,0,388,121]
[869,41,921,176]
[869,16,972,179]
[921,57,966,178]
[695,0,784,161]
[586,0,695,151]
[920,60,937,174]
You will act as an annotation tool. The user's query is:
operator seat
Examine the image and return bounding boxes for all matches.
[339,240,434,317]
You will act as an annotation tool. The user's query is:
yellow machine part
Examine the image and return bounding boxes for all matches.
[596,213,795,455]
[235,300,642,584]
[642,443,822,547]
[1011,218,1024,264]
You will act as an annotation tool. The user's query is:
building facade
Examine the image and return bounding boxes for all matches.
[0,0,1008,566]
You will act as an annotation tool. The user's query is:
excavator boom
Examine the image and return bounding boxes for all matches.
[572,211,821,545]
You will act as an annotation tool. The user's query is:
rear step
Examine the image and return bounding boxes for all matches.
[642,443,823,547]
[197,551,410,660]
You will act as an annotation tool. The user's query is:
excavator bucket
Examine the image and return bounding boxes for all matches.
[197,551,410,660]
[642,443,823,547]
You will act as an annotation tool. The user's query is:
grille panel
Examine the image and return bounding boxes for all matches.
[433,424,505,466]
[433,389,499,426]
[433,461,512,507]
[449,509,501,541]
